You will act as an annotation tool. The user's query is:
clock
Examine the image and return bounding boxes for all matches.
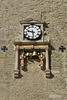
[24,25,42,40]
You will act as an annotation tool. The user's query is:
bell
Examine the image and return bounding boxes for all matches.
[26,52,30,57]
[32,51,38,58]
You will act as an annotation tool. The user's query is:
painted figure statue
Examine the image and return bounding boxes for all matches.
[20,52,26,70]
[39,53,45,69]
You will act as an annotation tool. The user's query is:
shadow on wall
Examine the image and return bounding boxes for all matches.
[43,22,49,31]
[49,45,55,78]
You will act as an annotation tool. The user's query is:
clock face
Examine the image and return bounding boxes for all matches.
[24,25,42,40]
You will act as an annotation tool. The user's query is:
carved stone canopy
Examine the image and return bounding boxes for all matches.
[20,18,44,24]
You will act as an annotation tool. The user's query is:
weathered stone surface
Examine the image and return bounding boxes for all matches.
[49,94,62,99]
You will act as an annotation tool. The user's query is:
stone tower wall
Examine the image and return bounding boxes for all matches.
[0,0,67,100]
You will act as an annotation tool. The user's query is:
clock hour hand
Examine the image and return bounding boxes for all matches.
[28,30,35,33]
[28,30,35,37]
[28,30,32,32]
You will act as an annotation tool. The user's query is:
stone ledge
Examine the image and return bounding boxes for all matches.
[14,41,50,45]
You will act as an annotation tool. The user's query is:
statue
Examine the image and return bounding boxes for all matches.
[39,53,45,70]
[20,52,26,70]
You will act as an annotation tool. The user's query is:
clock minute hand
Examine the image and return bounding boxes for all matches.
[31,30,35,37]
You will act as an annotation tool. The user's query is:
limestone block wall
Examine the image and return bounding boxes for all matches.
[0,0,67,100]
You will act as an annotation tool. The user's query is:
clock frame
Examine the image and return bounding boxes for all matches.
[20,19,44,43]
[24,24,42,40]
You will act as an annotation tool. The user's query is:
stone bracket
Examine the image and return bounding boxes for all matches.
[45,69,51,78]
